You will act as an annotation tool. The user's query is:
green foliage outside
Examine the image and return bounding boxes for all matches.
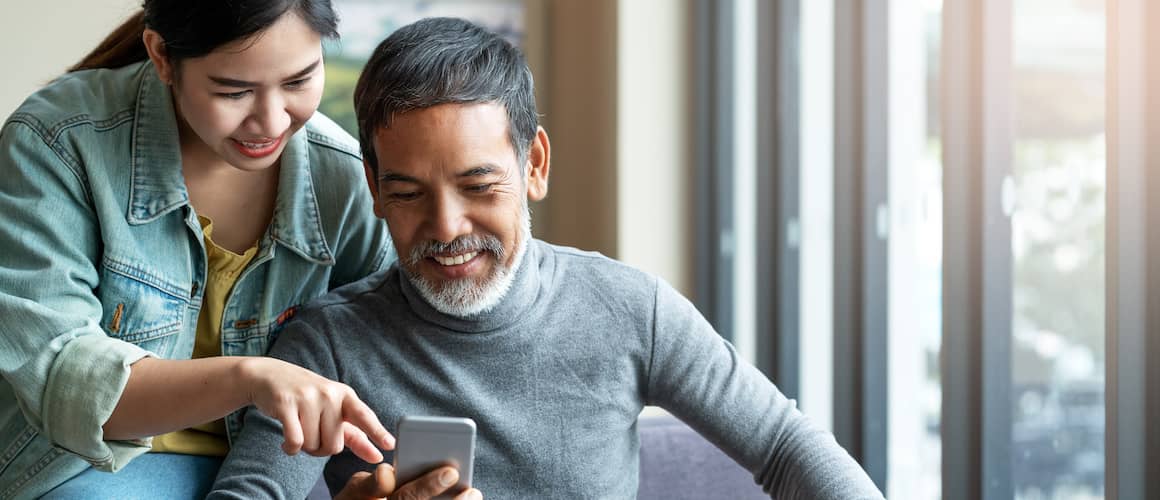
[320,56,366,138]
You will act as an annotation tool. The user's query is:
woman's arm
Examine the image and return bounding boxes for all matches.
[0,120,152,471]
[106,355,395,463]
[0,119,390,471]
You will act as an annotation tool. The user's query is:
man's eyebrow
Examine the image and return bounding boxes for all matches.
[459,165,500,178]
[378,165,502,183]
[379,172,420,183]
[208,59,321,88]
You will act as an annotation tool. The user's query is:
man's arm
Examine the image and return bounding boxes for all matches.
[644,278,884,500]
[208,310,478,500]
[208,320,338,499]
[209,400,331,498]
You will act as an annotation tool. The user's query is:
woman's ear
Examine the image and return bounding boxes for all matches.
[142,28,174,85]
[525,127,550,201]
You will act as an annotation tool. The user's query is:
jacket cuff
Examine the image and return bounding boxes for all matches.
[41,334,155,471]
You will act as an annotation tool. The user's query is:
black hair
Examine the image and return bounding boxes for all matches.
[353,17,538,176]
[70,0,339,72]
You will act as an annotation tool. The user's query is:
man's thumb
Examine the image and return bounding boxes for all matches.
[336,464,396,500]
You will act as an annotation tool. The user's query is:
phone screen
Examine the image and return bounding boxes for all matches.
[393,416,476,498]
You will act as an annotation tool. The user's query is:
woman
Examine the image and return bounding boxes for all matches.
[0,1,398,497]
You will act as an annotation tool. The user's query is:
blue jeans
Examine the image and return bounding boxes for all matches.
[41,453,222,500]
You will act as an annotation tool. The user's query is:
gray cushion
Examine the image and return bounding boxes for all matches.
[636,415,768,500]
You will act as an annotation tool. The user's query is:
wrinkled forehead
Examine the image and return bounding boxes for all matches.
[372,103,521,178]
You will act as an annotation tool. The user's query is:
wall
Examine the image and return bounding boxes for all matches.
[536,0,692,295]
[534,0,620,259]
[617,0,692,295]
[0,0,140,119]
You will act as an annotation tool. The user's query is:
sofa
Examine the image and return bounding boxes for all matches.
[307,415,768,499]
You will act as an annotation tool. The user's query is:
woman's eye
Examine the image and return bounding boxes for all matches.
[284,78,309,90]
[216,90,251,100]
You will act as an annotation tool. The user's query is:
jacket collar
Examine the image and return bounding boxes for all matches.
[127,61,185,225]
[269,126,335,265]
[126,61,333,264]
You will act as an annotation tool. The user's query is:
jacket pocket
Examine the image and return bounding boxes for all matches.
[95,257,185,353]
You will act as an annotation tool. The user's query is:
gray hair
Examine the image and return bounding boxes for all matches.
[353,17,539,176]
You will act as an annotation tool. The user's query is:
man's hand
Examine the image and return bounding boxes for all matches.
[237,357,395,463]
[335,463,483,500]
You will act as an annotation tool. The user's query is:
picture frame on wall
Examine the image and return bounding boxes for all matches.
[320,0,548,137]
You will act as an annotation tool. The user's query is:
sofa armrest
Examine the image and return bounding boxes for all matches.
[637,415,768,499]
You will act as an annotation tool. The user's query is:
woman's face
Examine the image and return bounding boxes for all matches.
[161,12,325,171]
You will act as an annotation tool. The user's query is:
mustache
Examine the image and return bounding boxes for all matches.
[406,233,506,266]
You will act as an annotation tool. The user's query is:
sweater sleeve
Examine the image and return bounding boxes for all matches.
[644,278,884,500]
[208,319,335,499]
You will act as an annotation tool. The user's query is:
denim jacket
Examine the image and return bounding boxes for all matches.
[0,60,394,499]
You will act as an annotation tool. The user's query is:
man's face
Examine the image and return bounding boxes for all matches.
[367,103,549,316]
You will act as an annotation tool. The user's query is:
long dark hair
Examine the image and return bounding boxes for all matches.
[69,0,339,72]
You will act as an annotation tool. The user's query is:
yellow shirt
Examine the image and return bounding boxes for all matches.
[151,215,258,456]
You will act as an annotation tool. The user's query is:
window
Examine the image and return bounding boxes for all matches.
[322,0,527,135]
[887,0,943,497]
[1010,0,1106,497]
[798,0,835,433]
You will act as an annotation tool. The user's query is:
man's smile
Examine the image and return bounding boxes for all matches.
[424,251,487,280]
[432,251,479,266]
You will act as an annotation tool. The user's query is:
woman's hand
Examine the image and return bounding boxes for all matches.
[237,357,395,463]
[335,464,483,500]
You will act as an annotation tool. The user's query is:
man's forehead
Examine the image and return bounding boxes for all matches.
[372,104,519,178]
[379,102,508,128]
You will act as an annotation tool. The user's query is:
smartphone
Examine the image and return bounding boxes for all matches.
[393,416,476,498]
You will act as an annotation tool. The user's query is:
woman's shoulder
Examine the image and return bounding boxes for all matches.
[303,112,362,162]
[300,113,368,196]
[6,62,148,133]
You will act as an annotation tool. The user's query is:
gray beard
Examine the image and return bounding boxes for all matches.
[406,209,532,318]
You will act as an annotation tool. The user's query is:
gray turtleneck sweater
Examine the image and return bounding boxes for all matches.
[208,240,883,499]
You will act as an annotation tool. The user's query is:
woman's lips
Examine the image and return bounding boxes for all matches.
[232,134,283,158]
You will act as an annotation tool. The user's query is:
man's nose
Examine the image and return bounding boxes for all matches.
[427,194,473,244]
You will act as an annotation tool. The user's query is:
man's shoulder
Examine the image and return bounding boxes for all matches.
[296,267,397,320]
[537,240,659,294]
[540,239,642,270]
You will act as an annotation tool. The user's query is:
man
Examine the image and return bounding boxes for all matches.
[209,17,884,500]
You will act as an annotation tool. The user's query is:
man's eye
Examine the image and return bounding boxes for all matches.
[216,90,251,100]
[388,192,420,201]
[466,184,494,193]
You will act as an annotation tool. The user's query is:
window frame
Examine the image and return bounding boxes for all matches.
[939,0,1015,498]
[753,0,803,398]
[831,0,890,490]
[1106,0,1160,497]
[693,0,737,342]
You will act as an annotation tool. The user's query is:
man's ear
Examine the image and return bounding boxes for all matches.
[525,126,550,201]
[363,160,387,219]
